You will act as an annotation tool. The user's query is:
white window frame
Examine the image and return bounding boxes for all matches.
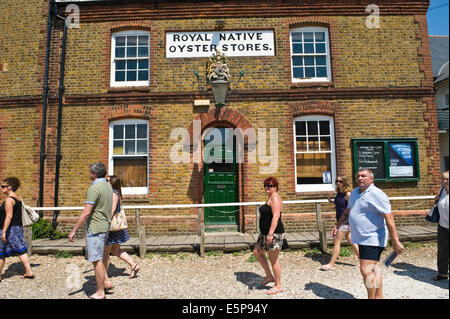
[109,119,149,195]
[293,115,336,192]
[290,26,332,83]
[110,30,150,87]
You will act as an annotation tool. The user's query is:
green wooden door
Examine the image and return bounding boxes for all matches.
[203,128,238,225]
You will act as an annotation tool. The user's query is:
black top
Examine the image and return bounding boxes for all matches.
[0,197,23,228]
[259,204,285,235]
[334,192,348,223]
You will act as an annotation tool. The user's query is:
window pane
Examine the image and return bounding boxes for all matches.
[292,56,303,66]
[127,36,137,46]
[293,43,302,54]
[116,60,126,70]
[113,125,123,139]
[304,56,314,66]
[304,43,314,53]
[296,136,307,151]
[295,121,306,135]
[113,141,123,155]
[308,136,319,151]
[127,47,137,57]
[291,32,302,42]
[127,71,137,81]
[125,125,135,138]
[138,59,149,69]
[305,67,315,77]
[115,71,125,81]
[315,56,326,66]
[138,35,149,45]
[304,32,314,42]
[307,121,318,135]
[138,71,148,81]
[125,140,135,155]
[115,47,125,58]
[293,67,304,78]
[137,124,147,138]
[127,60,137,70]
[321,136,331,151]
[296,152,331,184]
[114,158,147,187]
[138,46,149,57]
[116,36,126,46]
[138,70,148,81]
[315,32,325,42]
[136,140,147,154]
[319,121,330,135]
[317,67,327,77]
[316,43,326,53]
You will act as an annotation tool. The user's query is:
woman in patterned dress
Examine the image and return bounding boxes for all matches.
[0,177,34,282]
[103,175,140,288]
[253,176,286,295]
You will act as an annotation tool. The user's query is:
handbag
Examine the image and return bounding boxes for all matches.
[425,188,444,223]
[110,206,128,231]
[22,201,40,227]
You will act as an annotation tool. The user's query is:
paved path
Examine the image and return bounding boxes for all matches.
[31,225,437,255]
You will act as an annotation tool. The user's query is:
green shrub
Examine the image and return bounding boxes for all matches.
[32,218,68,240]
[339,246,353,257]
[54,251,73,259]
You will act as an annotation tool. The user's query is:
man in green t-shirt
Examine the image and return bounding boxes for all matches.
[69,162,113,299]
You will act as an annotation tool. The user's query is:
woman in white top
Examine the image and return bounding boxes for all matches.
[434,171,449,281]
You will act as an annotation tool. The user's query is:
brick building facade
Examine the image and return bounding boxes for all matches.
[0,0,440,237]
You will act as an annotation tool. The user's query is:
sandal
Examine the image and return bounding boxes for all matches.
[130,264,140,278]
[319,265,335,271]
[266,287,283,295]
[432,274,448,281]
[21,275,35,279]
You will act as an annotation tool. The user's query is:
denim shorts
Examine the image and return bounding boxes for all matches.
[85,230,108,262]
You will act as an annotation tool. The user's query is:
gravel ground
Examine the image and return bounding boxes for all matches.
[0,242,448,299]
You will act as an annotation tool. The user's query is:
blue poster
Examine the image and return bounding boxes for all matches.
[389,143,414,177]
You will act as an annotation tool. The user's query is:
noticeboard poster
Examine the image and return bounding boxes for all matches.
[388,143,414,177]
[355,142,386,180]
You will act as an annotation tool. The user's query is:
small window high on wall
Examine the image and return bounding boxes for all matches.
[109,119,149,195]
[110,30,150,87]
[290,26,332,83]
[294,116,336,192]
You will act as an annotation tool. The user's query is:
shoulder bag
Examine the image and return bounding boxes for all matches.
[425,188,444,223]
[110,206,128,232]
[22,201,40,227]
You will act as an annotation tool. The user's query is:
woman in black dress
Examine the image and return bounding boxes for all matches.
[0,177,34,281]
[253,177,286,295]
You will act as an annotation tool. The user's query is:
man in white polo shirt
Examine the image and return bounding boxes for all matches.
[332,168,404,299]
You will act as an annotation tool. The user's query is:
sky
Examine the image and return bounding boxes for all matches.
[427,0,449,36]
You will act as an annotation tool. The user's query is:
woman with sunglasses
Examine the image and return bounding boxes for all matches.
[0,177,34,282]
[320,176,359,271]
[253,176,286,295]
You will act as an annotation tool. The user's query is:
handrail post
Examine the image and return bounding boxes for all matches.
[315,202,327,253]
[199,207,205,257]
[135,208,146,258]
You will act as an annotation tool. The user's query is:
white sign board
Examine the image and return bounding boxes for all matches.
[166,30,275,58]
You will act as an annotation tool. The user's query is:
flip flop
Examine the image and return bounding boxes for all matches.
[266,287,283,295]
[21,275,35,279]
[130,264,140,278]
[432,274,448,281]
[319,265,335,271]
[88,295,106,299]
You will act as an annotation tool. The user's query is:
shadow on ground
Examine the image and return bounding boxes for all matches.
[391,262,449,289]
[0,262,40,280]
[305,282,356,299]
[234,272,268,290]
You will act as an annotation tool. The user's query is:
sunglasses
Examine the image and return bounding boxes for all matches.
[1,185,9,189]
[264,184,274,188]
[336,180,343,183]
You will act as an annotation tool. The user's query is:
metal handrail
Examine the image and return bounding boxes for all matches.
[28,195,435,258]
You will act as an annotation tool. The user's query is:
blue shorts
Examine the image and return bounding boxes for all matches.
[358,245,385,261]
[85,230,108,262]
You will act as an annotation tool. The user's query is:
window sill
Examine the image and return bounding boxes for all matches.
[291,81,334,89]
[108,86,150,93]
